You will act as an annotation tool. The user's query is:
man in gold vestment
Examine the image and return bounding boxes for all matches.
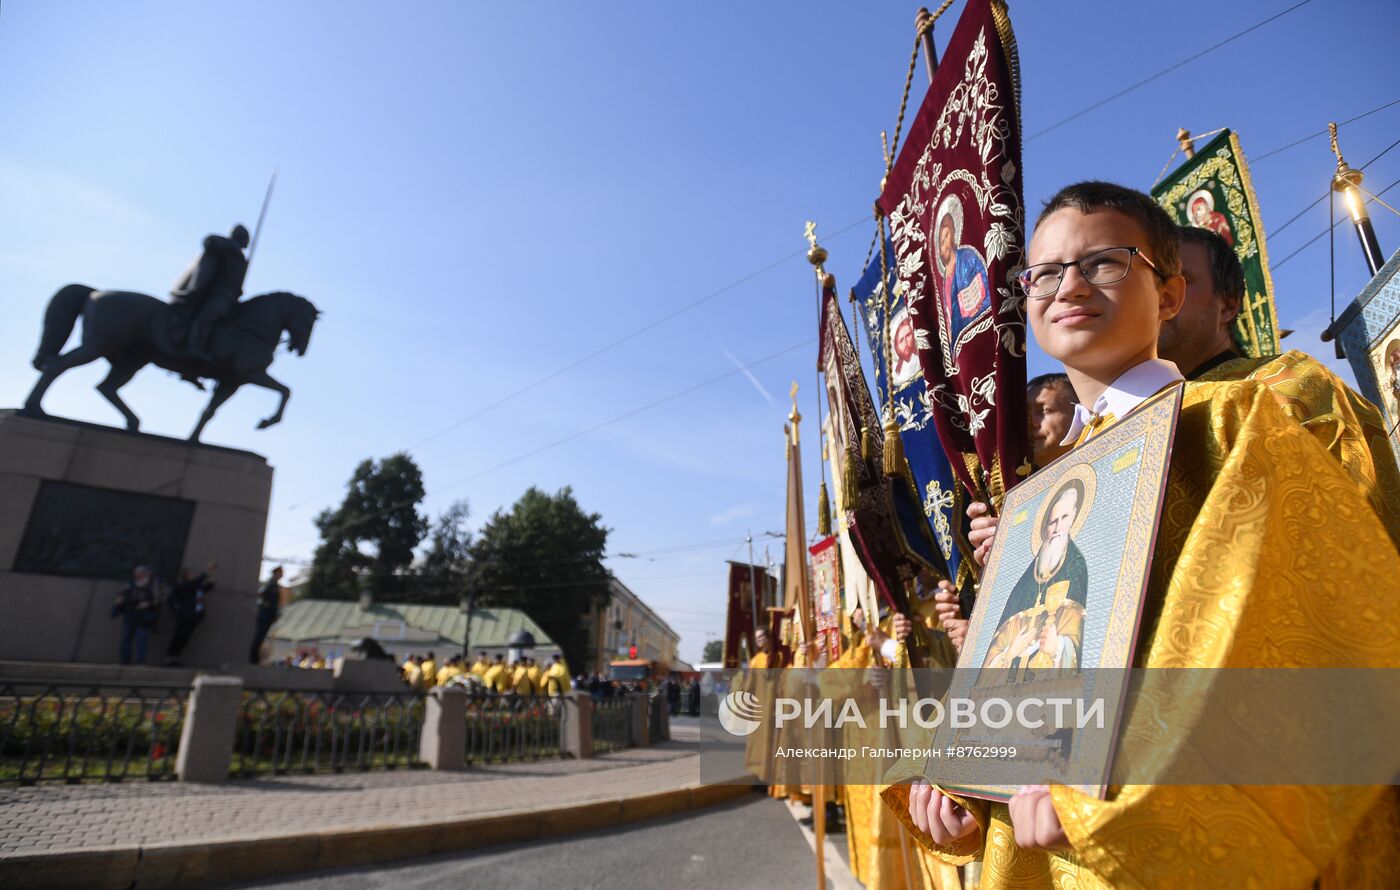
[483,654,513,694]
[884,183,1400,888]
[469,652,490,677]
[740,629,784,787]
[1166,225,1400,548]
[825,611,942,890]
[512,659,536,697]
[542,653,570,696]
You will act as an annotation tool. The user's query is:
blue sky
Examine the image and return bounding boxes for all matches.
[2,0,1397,662]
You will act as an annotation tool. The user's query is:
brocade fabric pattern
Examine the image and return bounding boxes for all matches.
[880,380,1400,888]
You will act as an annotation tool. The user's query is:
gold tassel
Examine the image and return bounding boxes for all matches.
[882,415,905,477]
[860,425,872,461]
[817,480,832,536]
[844,445,861,507]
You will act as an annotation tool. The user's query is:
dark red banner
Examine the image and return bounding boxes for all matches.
[722,562,772,668]
[877,0,1029,503]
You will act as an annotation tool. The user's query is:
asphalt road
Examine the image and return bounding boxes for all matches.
[231,793,833,890]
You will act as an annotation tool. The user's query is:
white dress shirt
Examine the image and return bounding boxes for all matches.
[1059,358,1184,446]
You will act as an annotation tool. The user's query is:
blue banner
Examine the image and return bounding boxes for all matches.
[853,237,965,587]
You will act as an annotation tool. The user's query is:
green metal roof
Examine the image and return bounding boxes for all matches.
[268,599,559,650]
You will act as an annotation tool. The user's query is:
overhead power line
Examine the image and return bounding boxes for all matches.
[1026,0,1317,142]
[1251,97,1400,164]
[283,216,866,513]
[1272,174,1399,271]
[1267,133,1400,247]
[273,338,816,547]
[262,530,786,571]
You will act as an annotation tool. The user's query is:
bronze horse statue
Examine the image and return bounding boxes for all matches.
[24,285,319,442]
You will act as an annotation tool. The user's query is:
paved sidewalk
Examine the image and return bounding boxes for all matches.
[0,728,704,857]
[0,722,754,888]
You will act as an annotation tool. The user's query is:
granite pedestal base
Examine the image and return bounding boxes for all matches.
[0,410,272,668]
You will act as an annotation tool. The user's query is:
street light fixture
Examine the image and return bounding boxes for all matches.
[1321,123,1390,354]
[1330,122,1385,276]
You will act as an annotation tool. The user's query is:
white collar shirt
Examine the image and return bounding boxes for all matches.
[1059,358,1184,446]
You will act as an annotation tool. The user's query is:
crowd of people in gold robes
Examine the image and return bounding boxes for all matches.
[400,651,572,696]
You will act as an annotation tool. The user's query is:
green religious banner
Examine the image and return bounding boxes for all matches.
[1152,130,1281,358]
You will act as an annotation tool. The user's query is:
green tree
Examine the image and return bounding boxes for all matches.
[470,487,610,670]
[408,499,472,605]
[701,639,724,663]
[307,453,429,600]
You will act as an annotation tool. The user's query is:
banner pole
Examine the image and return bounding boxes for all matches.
[747,534,760,646]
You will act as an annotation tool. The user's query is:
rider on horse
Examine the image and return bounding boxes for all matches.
[170,224,250,364]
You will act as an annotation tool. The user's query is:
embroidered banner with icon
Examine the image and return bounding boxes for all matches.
[819,277,938,622]
[877,0,1030,506]
[854,239,967,589]
[1152,129,1280,358]
[723,561,774,668]
[809,535,842,664]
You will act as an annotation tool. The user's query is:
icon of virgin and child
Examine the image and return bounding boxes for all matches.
[980,472,1094,684]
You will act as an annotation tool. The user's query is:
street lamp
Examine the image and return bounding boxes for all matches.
[1321,123,1390,354]
[1330,122,1385,276]
[459,589,477,661]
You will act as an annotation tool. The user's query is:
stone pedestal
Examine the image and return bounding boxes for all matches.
[562,692,594,759]
[418,686,467,770]
[0,411,272,668]
[630,693,649,747]
[176,674,244,783]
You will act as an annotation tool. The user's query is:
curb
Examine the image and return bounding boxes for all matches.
[0,782,754,889]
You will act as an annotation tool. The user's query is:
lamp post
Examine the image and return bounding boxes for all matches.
[459,589,477,661]
[1322,123,1389,353]
[1330,122,1386,276]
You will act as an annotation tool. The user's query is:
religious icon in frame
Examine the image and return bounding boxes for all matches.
[1335,248,1400,470]
[925,383,1183,801]
[1367,320,1400,465]
[809,535,843,665]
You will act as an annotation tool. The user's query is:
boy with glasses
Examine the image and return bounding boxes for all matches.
[885,181,1400,888]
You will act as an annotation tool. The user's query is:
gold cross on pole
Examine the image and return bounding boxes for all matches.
[788,381,802,442]
[805,221,828,280]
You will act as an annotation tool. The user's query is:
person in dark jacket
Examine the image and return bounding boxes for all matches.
[166,562,216,666]
[248,565,283,664]
[665,673,681,716]
[687,678,701,716]
[114,566,160,665]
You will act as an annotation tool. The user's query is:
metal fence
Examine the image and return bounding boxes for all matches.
[0,682,189,785]
[231,688,426,777]
[591,694,633,754]
[464,692,563,763]
[1,681,638,784]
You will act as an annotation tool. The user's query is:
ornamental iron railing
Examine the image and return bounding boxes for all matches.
[0,682,188,785]
[1,679,640,784]
[231,688,425,777]
[591,694,633,754]
[463,692,563,763]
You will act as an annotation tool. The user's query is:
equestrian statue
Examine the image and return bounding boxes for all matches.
[22,224,320,443]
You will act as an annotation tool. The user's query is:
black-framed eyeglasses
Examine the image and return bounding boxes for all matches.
[1017,246,1168,299]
